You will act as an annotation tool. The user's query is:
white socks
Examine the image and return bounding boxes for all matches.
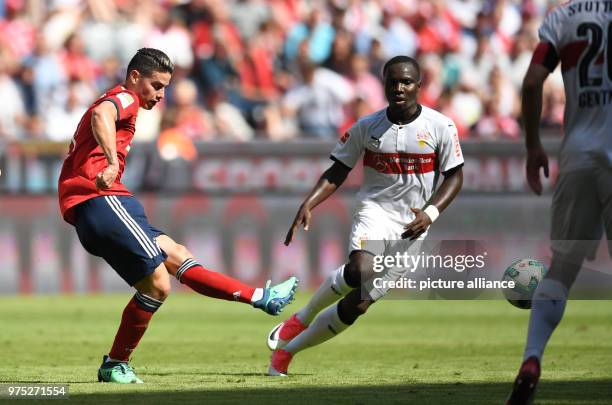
[284,303,349,354]
[296,265,353,326]
[523,278,569,361]
[251,288,264,303]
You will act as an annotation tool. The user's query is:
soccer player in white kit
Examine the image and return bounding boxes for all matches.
[266,56,464,376]
[507,2,612,404]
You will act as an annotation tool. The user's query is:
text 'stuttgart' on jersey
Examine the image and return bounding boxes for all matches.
[532,1,612,173]
[331,105,464,226]
[58,85,140,225]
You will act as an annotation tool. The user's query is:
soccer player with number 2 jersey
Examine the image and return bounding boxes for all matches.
[507,2,612,404]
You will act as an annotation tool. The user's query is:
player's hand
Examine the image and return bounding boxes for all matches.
[284,204,312,246]
[95,164,119,190]
[526,147,549,195]
[401,207,432,240]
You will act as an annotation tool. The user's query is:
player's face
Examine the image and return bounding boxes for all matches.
[133,70,172,110]
[384,63,420,110]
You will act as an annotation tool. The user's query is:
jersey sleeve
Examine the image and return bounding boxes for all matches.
[532,8,564,72]
[437,120,464,174]
[530,41,560,72]
[538,7,564,52]
[101,91,139,121]
[330,124,364,169]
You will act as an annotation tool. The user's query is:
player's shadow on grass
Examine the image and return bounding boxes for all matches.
[68,379,612,404]
[144,371,270,377]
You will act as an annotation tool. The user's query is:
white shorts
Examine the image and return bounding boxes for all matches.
[348,206,425,300]
[551,167,612,259]
[348,206,426,255]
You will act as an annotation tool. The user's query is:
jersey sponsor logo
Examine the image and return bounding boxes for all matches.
[567,1,612,16]
[340,132,350,144]
[363,150,437,174]
[117,92,135,109]
[579,89,612,107]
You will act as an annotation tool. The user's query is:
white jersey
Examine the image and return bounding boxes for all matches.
[537,1,612,172]
[331,106,464,226]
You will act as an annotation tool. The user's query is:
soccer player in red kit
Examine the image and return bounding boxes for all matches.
[58,48,298,384]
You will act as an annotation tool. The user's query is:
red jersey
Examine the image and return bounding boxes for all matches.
[58,85,140,225]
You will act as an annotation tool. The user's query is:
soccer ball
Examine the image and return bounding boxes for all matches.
[501,259,547,309]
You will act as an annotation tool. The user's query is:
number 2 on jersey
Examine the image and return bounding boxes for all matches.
[577,21,612,87]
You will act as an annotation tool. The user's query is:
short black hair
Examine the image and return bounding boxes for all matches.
[126,48,174,78]
[382,55,420,79]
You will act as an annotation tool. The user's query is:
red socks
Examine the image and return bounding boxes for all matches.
[176,258,255,304]
[109,292,163,362]
[108,259,256,362]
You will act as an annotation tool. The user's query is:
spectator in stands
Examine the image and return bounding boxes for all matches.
[0,0,568,141]
[0,0,36,61]
[146,3,193,81]
[166,78,215,141]
[322,28,353,76]
[0,49,26,140]
[284,7,335,64]
[60,33,99,86]
[44,80,89,141]
[282,61,354,139]
[344,52,385,111]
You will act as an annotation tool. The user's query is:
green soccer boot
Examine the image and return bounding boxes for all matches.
[98,355,144,384]
[253,277,299,315]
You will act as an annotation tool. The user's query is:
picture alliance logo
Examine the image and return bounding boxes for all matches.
[372,251,488,273]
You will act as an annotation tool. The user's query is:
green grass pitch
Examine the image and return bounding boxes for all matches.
[0,294,610,404]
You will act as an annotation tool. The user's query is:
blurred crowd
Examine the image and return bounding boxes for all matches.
[0,0,566,145]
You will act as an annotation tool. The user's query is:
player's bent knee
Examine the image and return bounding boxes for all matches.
[344,251,375,288]
[135,265,172,301]
[343,261,361,288]
[138,280,171,301]
[152,280,171,301]
[548,254,582,289]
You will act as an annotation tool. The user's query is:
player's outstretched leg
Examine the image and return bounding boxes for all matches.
[157,235,299,315]
[268,288,373,376]
[267,264,353,350]
[99,266,170,383]
[175,258,298,315]
[507,255,575,404]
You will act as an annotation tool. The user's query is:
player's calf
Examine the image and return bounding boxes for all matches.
[337,289,374,325]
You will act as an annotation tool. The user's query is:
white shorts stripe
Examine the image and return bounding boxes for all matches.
[109,196,160,256]
[104,197,156,258]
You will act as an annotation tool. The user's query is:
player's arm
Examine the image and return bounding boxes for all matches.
[91,101,119,189]
[284,160,351,245]
[522,63,552,195]
[522,38,558,195]
[402,165,463,240]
